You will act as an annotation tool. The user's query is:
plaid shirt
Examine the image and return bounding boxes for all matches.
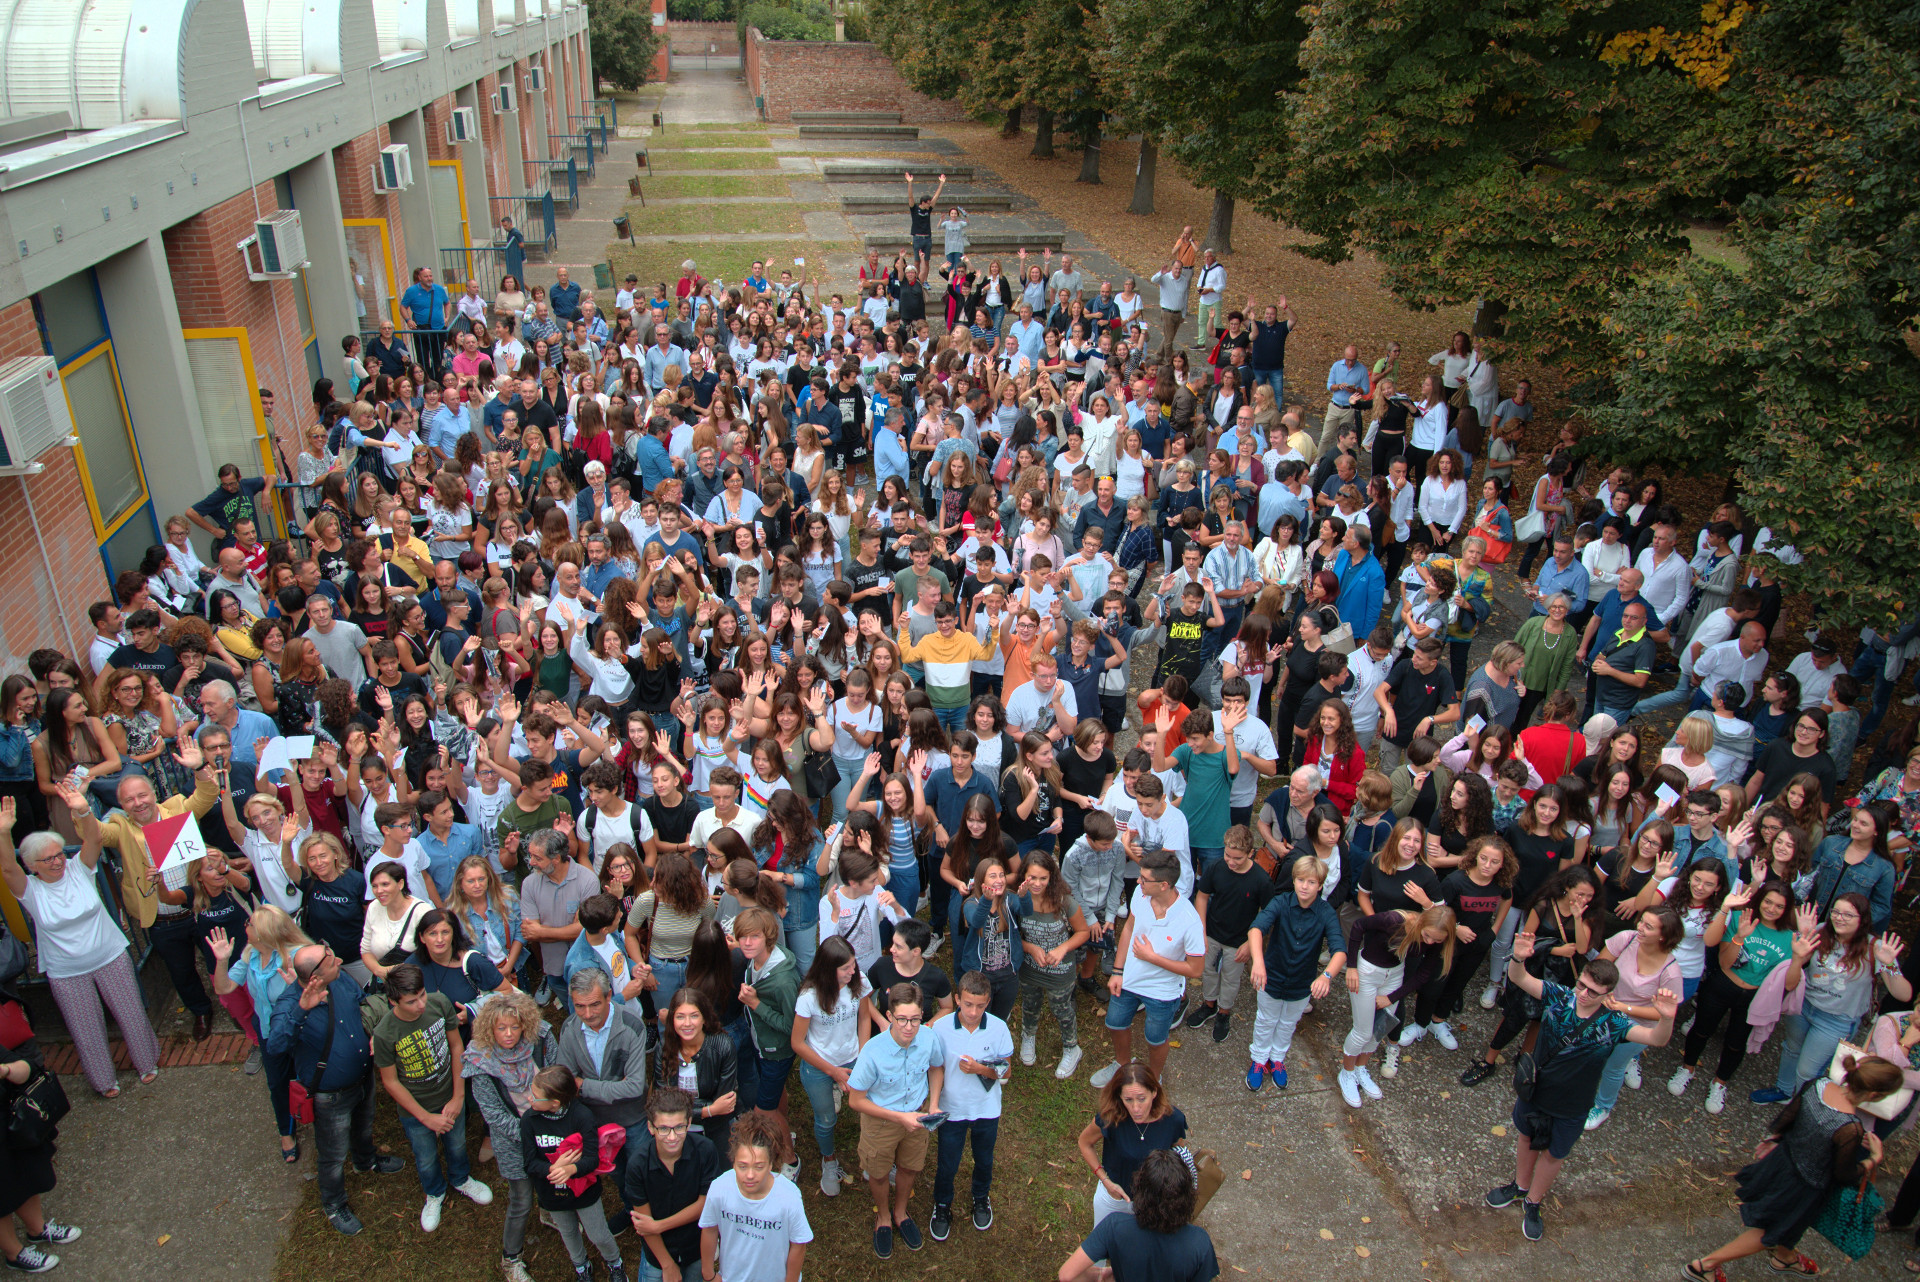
[1117,523,1156,571]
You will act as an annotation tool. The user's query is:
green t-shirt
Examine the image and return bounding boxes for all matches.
[1172,743,1233,848]
[1726,912,1795,987]
[494,796,574,886]
[371,992,460,1113]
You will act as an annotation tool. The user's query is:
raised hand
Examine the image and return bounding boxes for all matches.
[207,926,235,964]
[1651,987,1680,1021]
[1511,930,1537,962]
[174,730,205,772]
[1875,933,1907,968]
[908,749,928,777]
[1153,703,1176,735]
[0,796,13,833]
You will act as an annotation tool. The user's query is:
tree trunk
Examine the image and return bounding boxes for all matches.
[1031,108,1055,158]
[1128,137,1157,215]
[1001,103,1023,138]
[1203,191,1236,255]
[1076,125,1103,184]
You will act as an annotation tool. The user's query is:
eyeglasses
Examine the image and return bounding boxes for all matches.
[1575,981,1612,998]
[652,1123,690,1136]
[891,1015,924,1026]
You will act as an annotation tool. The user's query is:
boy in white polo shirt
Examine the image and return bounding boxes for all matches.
[928,971,1014,1241]
[1088,852,1204,1089]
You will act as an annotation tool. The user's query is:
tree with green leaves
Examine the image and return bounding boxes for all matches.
[870,0,1032,138]
[1021,0,1110,182]
[589,0,664,91]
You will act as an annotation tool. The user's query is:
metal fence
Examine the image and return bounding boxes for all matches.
[439,245,513,287]
[548,132,597,179]
[567,113,611,155]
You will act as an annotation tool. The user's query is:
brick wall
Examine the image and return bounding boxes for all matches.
[161,185,309,480]
[0,300,112,673]
[667,21,735,54]
[334,125,412,279]
[745,29,971,123]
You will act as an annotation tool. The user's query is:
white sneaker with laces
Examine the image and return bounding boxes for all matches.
[1705,1081,1728,1114]
[1431,1021,1459,1050]
[1020,1033,1037,1066]
[781,1157,801,1181]
[1055,1045,1084,1079]
[1397,1023,1426,1048]
[421,1193,446,1233]
[1089,1060,1123,1089]
[1624,1058,1642,1090]
[1668,1066,1694,1096]
[1337,1069,1362,1108]
[819,1158,843,1198]
[1353,1066,1384,1099]
[453,1178,494,1206]
[1479,985,1500,1010]
[1380,1045,1401,1079]
[1583,1108,1611,1132]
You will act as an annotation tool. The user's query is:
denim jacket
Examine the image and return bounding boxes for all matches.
[960,894,1025,973]
[757,833,824,942]
[0,722,37,784]
[460,889,523,971]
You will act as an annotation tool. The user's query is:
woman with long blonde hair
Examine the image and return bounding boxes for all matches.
[1338,903,1457,1108]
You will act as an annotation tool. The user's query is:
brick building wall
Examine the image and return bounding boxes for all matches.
[161,185,309,483]
[745,29,972,124]
[0,301,113,670]
[334,125,413,288]
[667,21,735,55]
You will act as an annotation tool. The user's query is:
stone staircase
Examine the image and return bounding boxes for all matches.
[822,161,976,183]
[838,189,1015,214]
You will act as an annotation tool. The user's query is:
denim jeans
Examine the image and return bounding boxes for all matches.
[1591,1038,1646,1114]
[1630,679,1710,720]
[1774,1004,1859,1096]
[1249,369,1284,403]
[502,1177,533,1258]
[1191,847,1225,884]
[934,1116,999,1207]
[399,1105,472,1197]
[1852,646,1904,737]
[796,1057,849,1159]
[311,1070,381,1212]
[651,956,688,1010]
[888,863,921,916]
[785,918,818,978]
[933,704,968,733]
[826,753,868,825]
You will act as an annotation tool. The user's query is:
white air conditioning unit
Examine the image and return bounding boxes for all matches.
[493,81,518,113]
[0,356,77,474]
[255,210,308,276]
[373,143,415,193]
[448,106,478,143]
[528,66,547,91]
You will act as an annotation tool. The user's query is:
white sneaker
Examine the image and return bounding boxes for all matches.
[452,1177,494,1206]
[1380,1045,1401,1079]
[421,1193,446,1233]
[923,935,943,960]
[1020,1033,1037,1067]
[1705,1081,1727,1114]
[1583,1108,1611,1132]
[1624,1058,1642,1090]
[819,1158,842,1198]
[1055,1045,1084,1080]
[1353,1066,1384,1099]
[1668,1066,1694,1096]
[1479,985,1500,1010]
[1089,1060,1124,1089]
[1904,693,1920,708]
[781,1157,801,1181]
[1337,1069,1363,1108]
[1397,1023,1426,1048]
[1431,1021,1459,1051]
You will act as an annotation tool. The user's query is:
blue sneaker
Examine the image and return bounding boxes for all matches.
[1272,1061,1288,1089]
[1748,1087,1791,1105]
[1245,1060,1268,1092]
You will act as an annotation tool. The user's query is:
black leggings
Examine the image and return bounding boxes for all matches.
[1683,968,1759,1082]
[1487,994,1534,1053]
[1415,938,1491,1028]
[1371,432,1406,480]
[982,967,1018,1021]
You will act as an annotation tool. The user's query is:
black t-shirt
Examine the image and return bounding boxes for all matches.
[867,956,952,1018]
[909,202,933,236]
[1358,860,1441,915]
[163,659,240,711]
[1594,852,1655,921]
[1752,739,1839,806]
[1195,861,1275,947]
[1000,769,1055,841]
[644,790,700,847]
[300,868,367,960]
[1381,658,1456,747]
[1157,606,1210,684]
[1082,1217,1219,1282]
[1293,682,1339,740]
[946,833,1020,894]
[847,558,893,619]
[623,1130,723,1267]
[108,642,177,676]
[1098,1106,1188,1196]
[1280,641,1321,706]
[1507,826,1576,908]
[1439,869,1505,937]
[1060,746,1115,815]
[357,672,430,720]
[192,889,253,960]
[204,766,260,854]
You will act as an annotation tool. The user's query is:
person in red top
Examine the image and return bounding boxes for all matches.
[1301,699,1367,815]
[278,742,352,849]
[1136,675,1194,755]
[1515,691,1584,800]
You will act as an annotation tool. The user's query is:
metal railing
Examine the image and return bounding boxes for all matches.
[440,245,513,288]
[583,96,617,130]
[567,113,610,155]
[548,132,597,178]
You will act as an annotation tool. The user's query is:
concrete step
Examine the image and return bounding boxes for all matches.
[791,110,901,125]
[797,124,921,139]
[822,161,975,183]
[863,229,1064,254]
[840,191,1014,213]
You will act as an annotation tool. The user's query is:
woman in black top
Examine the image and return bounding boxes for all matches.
[1000,732,1062,857]
[1357,818,1442,916]
[520,1066,625,1278]
[655,987,739,1148]
[1429,773,1494,872]
[685,919,753,1079]
[1075,1062,1188,1225]
[1597,819,1676,924]
[1413,835,1516,1047]
[1461,864,1600,1086]
[1748,709,1839,808]
[1370,378,1410,478]
[1276,606,1337,773]
[1502,783,1577,911]
[1058,720,1116,854]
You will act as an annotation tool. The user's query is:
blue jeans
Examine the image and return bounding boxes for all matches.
[1191,847,1225,883]
[1249,369,1284,403]
[1630,679,1710,720]
[1016,834,1056,858]
[1774,1005,1859,1096]
[785,918,818,977]
[1104,989,1183,1046]
[1203,605,1243,663]
[1591,1038,1645,1114]
[651,956,688,1009]
[1852,647,1904,737]
[934,1116,1000,1207]
[796,1058,848,1159]
[933,704,968,732]
[311,1070,381,1213]
[827,753,867,825]
[888,862,921,916]
[727,1008,758,1092]
[987,304,1007,335]
[399,1107,472,1197]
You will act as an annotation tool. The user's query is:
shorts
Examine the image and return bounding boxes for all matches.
[911,234,933,257]
[1104,988,1184,1046]
[1511,1098,1584,1161]
[859,1112,932,1175]
[754,1052,796,1111]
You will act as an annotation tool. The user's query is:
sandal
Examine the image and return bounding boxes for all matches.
[1768,1251,1820,1276]
[282,1140,301,1164]
[1904,1254,1920,1275]
[1684,1262,1727,1282]
[139,1071,158,1085]
[99,1088,120,1100]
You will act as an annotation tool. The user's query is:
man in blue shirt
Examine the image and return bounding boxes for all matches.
[1332,526,1387,639]
[415,790,483,901]
[580,533,631,601]
[265,945,405,1235]
[644,507,703,572]
[1321,344,1370,459]
[1530,534,1590,617]
[423,385,470,463]
[643,323,690,394]
[400,267,451,381]
[636,415,675,495]
[874,407,910,491]
[1201,521,1258,663]
[1257,461,1311,538]
[547,266,582,323]
[1008,303,1046,365]
[848,984,947,1256]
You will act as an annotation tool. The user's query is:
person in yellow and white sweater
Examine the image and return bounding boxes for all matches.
[899,602,1002,734]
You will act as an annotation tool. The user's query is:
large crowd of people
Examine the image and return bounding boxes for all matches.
[1,222,1919,1281]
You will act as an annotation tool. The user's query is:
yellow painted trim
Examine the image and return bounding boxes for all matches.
[344,217,402,326]
[58,343,148,541]
[430,158,472,249]
[182,327,275,479]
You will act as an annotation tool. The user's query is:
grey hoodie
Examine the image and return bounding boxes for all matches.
[1062,834,1126,924]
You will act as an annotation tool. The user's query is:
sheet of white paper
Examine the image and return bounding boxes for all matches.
[1465,715,1486,736]
[1655,783,1682,810]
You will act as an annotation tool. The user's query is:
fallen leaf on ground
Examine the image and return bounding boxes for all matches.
[157,1235,171,1246]
[1241,1169,1253,1180]
[1357,1246,1371,1258]
[1319,1229,1335,1240]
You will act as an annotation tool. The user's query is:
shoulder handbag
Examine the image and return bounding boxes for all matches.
[376,901,428,970]
[6,1064,69,1150]
[1512,507,1547,545]
[803,747,842,799]
[1323,622,1358,655]
[1173,1143,1227,1216]
[1812,1164,1883,1261]
[1512,1048,1539,1101]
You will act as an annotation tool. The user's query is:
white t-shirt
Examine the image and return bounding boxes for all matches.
[1004,679,1076,737]
[21,867,129,980]
[932,1009,1014,1122]
[586,801,655,873]
[830,698,884,759]
[1210,711,1279,808]
[794,983,864,1067]
[1343,647,1394,737]
[1118,886,1205,1001]
[244,824,312,917]
[819,886,906,972]
[363,839,436,906]
[1131,803,1194,899]
[466,784,512,867]
[697,1173,814,1282]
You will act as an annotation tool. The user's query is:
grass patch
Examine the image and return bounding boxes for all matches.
[650,133,771,149]
[640,174,790,199]
[1685,226,1749,271]
[650,150,784,171]
[626,202,830,238]
[604,243,845,286]
[271,987,1098,1282]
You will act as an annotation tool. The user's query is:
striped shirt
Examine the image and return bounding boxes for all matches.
[887,816,918,873]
